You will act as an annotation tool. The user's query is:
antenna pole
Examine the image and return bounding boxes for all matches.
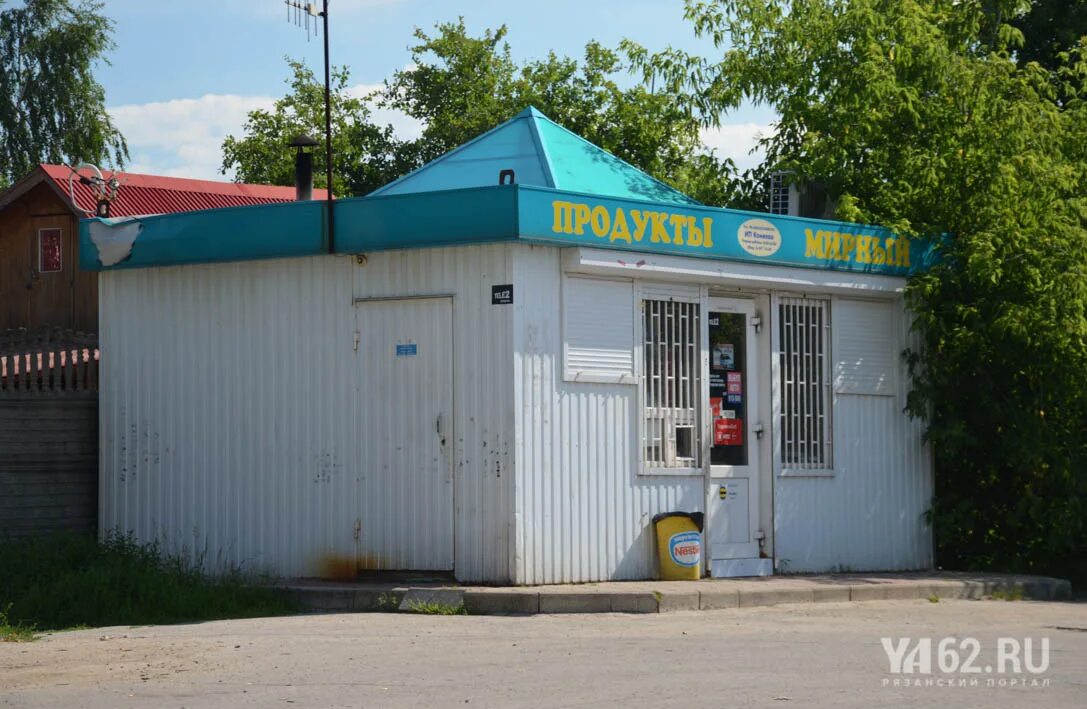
[284,0,335,252]
[321,0,334,253]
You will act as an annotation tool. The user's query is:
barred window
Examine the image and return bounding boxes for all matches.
[642,299,700,469]
[779,297,832,470]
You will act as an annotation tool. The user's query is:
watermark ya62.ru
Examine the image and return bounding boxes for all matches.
[880,637,1051,688]
[883,637,1049,674]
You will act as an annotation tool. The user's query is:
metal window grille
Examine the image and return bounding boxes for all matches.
[642,300,700,468]
[768,172,791,215]
[779,297,832,469]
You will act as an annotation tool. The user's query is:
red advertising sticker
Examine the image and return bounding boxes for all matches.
[714,418,744,446]
[39,229,61,273]
[710,397,723,418]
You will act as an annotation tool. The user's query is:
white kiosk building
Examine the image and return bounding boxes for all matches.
[82,108,934,584]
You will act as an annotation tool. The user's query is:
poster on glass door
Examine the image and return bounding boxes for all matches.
[709,311,748,466]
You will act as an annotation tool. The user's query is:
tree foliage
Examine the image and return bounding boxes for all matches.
[220,60,412,198]
[627,0,1087,580]
[1008,0,1087,72]
[222,20,748,206]
[381,20,746,205]
[0,0,127,186]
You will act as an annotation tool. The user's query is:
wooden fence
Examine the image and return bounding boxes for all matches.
[1,328,99,537]
[0,327,99,395]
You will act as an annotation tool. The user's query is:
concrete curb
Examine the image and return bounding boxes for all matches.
[278,573,1072,616]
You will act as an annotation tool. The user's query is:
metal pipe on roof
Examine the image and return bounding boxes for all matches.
[291,135,319,202]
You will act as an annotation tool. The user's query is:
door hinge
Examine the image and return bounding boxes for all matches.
[750,315,762,333]
[753,422,765,440]
[353,331,360,353]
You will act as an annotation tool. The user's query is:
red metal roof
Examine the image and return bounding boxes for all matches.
[37,164,330,217]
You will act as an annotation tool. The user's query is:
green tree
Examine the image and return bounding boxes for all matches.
[0,0,127,186]
[627,0,1087,580]
[223,21,745,205]
[1007,0,1087,71]
[381,19,743,205]
[220,59,412,198]
[977,1,1087,99]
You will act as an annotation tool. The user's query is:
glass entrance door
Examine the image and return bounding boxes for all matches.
[706,297,762,568]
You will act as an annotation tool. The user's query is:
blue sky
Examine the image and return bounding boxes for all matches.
[98,0,775,180]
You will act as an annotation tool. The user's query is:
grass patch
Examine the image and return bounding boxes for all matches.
[404,600,467,615]
[0,604,36,642]
[927,594,940,603]
[0,533,297,635]
[376,593,401,612]
[990,587,1025,601]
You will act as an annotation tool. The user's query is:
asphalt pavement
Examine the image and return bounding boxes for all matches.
[2,599,1085,708]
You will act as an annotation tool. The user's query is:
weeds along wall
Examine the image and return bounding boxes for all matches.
[98,245,515,582]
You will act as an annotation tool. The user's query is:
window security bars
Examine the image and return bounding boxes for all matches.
[642,300,700,468]
[779,297,832,469]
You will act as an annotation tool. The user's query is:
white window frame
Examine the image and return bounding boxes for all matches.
[772,293,834,477]
[637,283,703,477]
[561,274,638,385]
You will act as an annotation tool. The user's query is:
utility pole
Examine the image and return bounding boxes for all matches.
[285,1,335,253]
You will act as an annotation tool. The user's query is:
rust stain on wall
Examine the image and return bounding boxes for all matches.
[317,553,385,580]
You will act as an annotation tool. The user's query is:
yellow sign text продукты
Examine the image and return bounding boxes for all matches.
[551,200,714,249]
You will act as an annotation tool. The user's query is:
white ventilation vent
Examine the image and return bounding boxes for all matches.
[563,276,635,384]
[834,299,896,396]
[768,171,798,216]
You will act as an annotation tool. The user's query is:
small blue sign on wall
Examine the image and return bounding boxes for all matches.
[395,343,418,357]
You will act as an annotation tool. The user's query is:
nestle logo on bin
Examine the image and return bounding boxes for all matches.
[668,531,701,567]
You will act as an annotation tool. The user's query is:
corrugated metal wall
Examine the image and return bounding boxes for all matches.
[513,246,703,584]
[514,246,931,583]
[772,297,933,573]
[100,240,929,584]
[99,245,514,582]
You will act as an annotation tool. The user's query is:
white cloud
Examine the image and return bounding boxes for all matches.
[108,85,422,180]
[110,93,276,179]
[700,122,775,172]
[346,83,425,141]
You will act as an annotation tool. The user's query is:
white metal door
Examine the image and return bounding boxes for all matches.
[355,297,454,571]
[705,297,763,568]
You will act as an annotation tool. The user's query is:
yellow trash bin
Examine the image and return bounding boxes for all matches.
[653,511,704,580]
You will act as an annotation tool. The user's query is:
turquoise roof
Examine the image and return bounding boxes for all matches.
[370,107,699,206]
[78,108,939,277]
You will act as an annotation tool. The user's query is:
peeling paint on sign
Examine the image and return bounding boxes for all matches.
[88,218,143,266]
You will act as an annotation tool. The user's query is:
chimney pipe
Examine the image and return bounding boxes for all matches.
[290,134,319,201]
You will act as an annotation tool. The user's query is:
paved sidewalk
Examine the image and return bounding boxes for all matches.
[278,571,1072,615]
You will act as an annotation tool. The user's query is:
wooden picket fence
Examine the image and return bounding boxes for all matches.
[1,327,100,536]
[0,327,99,396]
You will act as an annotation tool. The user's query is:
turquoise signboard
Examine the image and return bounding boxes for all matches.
[81,184,936,277]
[516,186,935,277]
